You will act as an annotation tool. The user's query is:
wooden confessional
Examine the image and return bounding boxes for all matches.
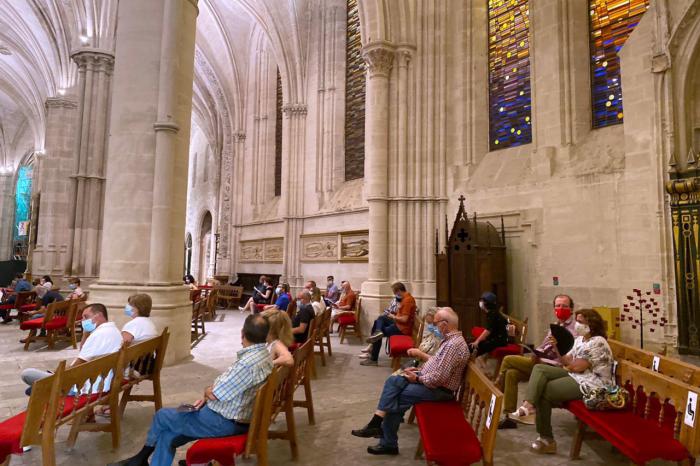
[435,196,508,333]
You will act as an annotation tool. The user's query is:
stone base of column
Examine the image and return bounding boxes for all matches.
[359,280,393,336]
[89,283,191,365]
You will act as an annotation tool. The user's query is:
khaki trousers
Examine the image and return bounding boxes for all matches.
[499,354,536,413]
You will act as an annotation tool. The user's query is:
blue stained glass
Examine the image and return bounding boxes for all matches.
[488,0,532,151]
[590,0,650,128]
[14,166,32,241]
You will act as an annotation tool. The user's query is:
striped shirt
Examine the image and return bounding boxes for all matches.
[208,343,273,422]
[419,330,470,392]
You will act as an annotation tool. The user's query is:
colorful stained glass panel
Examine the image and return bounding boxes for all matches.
[344,0,365,181]
[14,166,32,241]
[488,0,532,151]
[590,0,650,128]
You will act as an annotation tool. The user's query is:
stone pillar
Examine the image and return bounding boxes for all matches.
[228,132,246,278]
[65,49,115,279]
[361,42,394,312]
[90,0,198,364]
[33,97,78,277]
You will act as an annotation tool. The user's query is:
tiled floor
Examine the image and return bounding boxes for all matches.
[0,310,676,465]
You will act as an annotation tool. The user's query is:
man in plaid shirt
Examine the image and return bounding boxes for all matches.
[352,307,469,455]
[111,314,273,466]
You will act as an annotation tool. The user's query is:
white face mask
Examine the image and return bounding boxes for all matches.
[479,301,487,312]
[575,322,590,337]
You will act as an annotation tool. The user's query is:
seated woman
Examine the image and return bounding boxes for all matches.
[469,291,509,358]
[122,293,159,344]
[510,308,614,455]
[239,275,273,313]
[310,286,326,316]
[261,308,294,366]
[183,274,197,290]
[67,277,86,300]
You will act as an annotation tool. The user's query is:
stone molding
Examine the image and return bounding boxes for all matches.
[282,103,308,117]
[45,97,78,109]
[234,131,246,142]
[362,42,395,78]
[153,121,180,133]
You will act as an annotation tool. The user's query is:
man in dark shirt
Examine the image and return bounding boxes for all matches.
[292,290,315,343]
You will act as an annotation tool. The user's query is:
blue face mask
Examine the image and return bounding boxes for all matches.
[395,294,403,302]
[296,299,302,308]
[68,284,77,290]
[125,304,135,317]
[82,318,96,333]
[427,324,444,339]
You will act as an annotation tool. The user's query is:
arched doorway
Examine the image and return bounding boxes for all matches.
[199,212,212,284]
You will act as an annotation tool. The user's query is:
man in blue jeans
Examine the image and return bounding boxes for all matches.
[110,314,273,466]
[351,307,469,455]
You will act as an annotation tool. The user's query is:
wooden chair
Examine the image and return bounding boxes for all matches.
[204,288,218,320]
[472,313,528,377]
[414,362,503,466]
[390,310,424,371]
[191,300,206,341]
[216,285,243,309]
[118,328,170,417]
[314,307,333,367]
[608,339,700,387]
[15,291,38,322]
[291,337,315,424]
[266,364,298,461]
[338,296,362,344]
[52,298,88,349]
[184,366,285,466]
[20,300,74,350]
[71,301,88,344]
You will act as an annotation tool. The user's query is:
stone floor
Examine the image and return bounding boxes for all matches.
[0,310,676,465]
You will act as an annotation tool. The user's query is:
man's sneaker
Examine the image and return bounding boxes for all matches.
[365,332,383,344]
[360,359,378,366]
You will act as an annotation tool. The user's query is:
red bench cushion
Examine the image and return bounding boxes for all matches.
[471,326,485,338]
[19,304,39,311]
[288,342,301,352]
[0,304,14,310]
[0,395,95,463]
[566,400,689,463]
[337,314,356,326]
[186,434,247,466]
[20,316,67,331]
[489,343,522,359]
[415,401,482,466]
[389,335,414,357]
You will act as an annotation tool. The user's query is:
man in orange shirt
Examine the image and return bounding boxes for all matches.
[360,282,416,366]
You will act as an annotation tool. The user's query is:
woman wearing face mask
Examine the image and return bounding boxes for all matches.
[518,308,614,455]
[121,293,158,345]
[403,308,444,366]
[67,277,86,300]
[469,291,509,356]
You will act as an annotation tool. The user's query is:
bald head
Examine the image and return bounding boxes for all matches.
[435,307,459,331]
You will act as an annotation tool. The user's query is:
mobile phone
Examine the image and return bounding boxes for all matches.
[177,403,198,413]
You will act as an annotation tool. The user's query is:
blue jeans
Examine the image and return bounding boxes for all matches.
[145,405,248,466]
[370,316,404,361]
[376,375,454,448]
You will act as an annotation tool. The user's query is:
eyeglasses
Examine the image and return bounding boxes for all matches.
[435,319,448,325]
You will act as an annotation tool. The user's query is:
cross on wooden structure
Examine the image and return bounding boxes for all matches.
[457,228,468,242]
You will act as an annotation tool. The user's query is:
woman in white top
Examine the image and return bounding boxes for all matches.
[122,293,159,344]
[261,309,294,367]
[310,287,327,316]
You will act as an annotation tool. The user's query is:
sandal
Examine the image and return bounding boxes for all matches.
[508,405,535,425]
[530,436,557,454]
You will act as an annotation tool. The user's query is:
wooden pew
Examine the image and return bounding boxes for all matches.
[215,285,243,309]
[567,359,700,464]
[414,362,504,466]
[291,331,316,424]
[191,299,206,341]
[608,339,700,387]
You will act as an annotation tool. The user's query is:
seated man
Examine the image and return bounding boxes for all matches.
[324,275,340,307]
[292,290,315,343]
[360,282,416,366]
[261,282,291,312]
[67,277,86,300]
[1,274,32,323]
[20,303,122,395]
[330,280,357,329]
[111,314,273,466]
[498,294,576,429]
[351,307,469,455]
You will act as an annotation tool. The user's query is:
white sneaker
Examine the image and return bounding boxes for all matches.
[357,353,370,359]
[361,344,373,353]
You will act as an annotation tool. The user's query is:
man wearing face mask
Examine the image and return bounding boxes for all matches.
[291,290,315,343]
[497,294,577,429]
[360,282,416,367]
[261,282,291,312]
[19,303,122,395]
[325,275,340,307]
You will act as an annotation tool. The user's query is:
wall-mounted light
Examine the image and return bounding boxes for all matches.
[79,35,89,45]
[57,88,66,96]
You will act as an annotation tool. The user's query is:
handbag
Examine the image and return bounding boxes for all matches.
[581,384,630,410]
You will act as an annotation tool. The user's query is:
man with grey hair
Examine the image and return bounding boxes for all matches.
[351,307,470,456]
[292,290,315,343]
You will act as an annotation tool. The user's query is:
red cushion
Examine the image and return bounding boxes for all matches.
[415,401,482,465]
[565,400,689,463]
[186,434,247,466]
[44,317,68,330]
[254,304,266,312]
[20,317,44,330]
[489,343,522,359]
[389,335,414,357]
[0,395,96,463]
[288,342,301,352]
[19,316,67,331]
[0,304,14,310]
[337,314,356,326]
[471,327,485,339]
[19,304,38,311]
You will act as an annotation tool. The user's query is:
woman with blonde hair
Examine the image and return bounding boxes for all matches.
[261,309,294,367]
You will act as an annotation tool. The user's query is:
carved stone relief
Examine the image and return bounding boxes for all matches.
[340,231,369,261]
[239,237,284,263]
[300,234,338,262]
[264,238,284,263]
[239,241,263,262]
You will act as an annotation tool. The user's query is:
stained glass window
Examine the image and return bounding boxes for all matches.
[590,0,649,128]
[488,0,532,151]
[344,0,365,180]
[14,166,32,241]
[275,67,282,197]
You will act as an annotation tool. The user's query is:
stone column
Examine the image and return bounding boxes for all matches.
[0,173,14,259]
[65,49,114,279]
[89,0,198,364]
[228,132,246,278]
[361,42,394,312]
[32,97,78,277]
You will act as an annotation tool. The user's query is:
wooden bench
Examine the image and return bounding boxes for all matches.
[414,361,504,466]
[215,285,243,309]
[471,313,528,376]
[566,359,700,464]
[609,339,700,387]
[185,365,290,466]
[389,310,423,371]
[338,295,362,344]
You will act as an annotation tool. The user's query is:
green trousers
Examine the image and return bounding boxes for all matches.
[499,355,536,413]
[524,364,582,439]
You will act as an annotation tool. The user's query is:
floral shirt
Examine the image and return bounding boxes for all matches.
[566,336,614,391]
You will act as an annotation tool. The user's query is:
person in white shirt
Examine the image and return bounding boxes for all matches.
[20,303,123,395]
[122,293,159,344]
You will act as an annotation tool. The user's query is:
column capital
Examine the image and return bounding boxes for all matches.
[71,48,115,71]
[45,96,78,109]
[234,131,246,142]
[362,41,395,78]
[282,103,308,117]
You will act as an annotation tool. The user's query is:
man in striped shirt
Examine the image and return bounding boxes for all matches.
[352,307,469,455]
[111,314,273,466]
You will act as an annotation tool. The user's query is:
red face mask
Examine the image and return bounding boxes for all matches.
[555,307,572,321]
